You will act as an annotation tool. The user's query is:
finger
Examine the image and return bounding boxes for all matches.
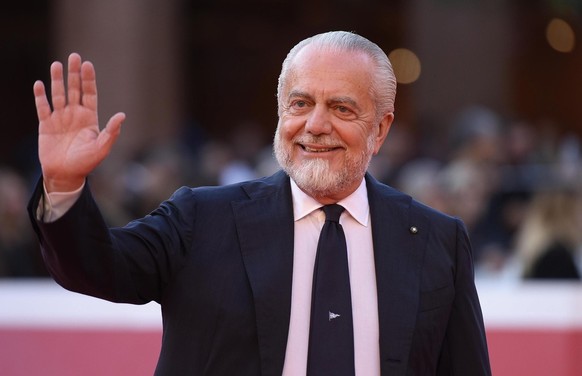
[97,112,125,155]
[81,61,98,111]
[67,53,82,105]
[50,61,66,110]
[33,80,52,122]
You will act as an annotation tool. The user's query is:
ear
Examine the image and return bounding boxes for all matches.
[372,112,394,155]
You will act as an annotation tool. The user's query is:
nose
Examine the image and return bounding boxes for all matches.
[305,105,332,135]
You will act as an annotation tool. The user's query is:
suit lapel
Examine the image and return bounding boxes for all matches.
[232,171,294,376]
[366,174,430,376]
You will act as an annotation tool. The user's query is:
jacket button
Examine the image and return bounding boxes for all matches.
[409,226,418,234]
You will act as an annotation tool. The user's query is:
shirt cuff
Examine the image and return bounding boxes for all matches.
[37,181,85,223]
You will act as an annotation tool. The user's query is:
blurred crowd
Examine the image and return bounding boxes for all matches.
[1,105,581,281]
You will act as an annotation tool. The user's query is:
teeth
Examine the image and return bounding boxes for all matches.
[304,146,335,152]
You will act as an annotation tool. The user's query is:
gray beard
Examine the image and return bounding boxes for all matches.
[273,127,374,199]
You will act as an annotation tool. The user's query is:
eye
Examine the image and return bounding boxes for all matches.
[287,99,311,114]
[334,105,355,116]
[292,100,307,108]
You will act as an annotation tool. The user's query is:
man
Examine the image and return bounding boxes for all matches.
[29,31,491,375]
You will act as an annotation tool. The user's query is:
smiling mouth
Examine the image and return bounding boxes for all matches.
[301,145,340,152]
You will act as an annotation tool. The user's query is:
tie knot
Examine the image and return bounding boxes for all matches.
[322,204,345,223]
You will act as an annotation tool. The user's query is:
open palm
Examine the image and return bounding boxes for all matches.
[34,53,125,192]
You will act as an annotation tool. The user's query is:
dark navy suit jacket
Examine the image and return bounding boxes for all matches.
[29,170,491,375]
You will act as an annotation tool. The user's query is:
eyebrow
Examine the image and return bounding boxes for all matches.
[328,96,360,111]
[287,90,313,101]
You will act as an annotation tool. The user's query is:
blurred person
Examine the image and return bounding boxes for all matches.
[120,145,190,218]
[28,31,490,375]
[0,168,46,276]
[515,187,582,280]
[504,120,539,167]
[368,124,417,187]
[471,120,541,277]
[194,139,233,186]
[448,105,505,165]
[443,106,515,269]
[219,121,267,185]
[446,105,505,205]
[394,158,448,213]
[471,188,532,278]
[557,133,581,184]
[438,160,491,232]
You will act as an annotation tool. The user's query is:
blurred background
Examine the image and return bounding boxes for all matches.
[1,0,582,375]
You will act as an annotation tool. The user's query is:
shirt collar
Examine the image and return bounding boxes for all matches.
[290,178,370,227]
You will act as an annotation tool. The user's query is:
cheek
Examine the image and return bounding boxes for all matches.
[278,117,304,140]
[337,126,371,150]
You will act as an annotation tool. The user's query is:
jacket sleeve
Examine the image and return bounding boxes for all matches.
[27,177,195,304]
[436,218,491,375]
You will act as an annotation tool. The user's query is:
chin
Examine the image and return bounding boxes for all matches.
[285,157,361,199]
[273,129,371,198]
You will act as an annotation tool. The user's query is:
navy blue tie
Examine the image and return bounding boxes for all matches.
[307,204,355,375]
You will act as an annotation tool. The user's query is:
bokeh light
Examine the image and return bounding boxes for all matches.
[388,48,421,84]
[546,18,576,53]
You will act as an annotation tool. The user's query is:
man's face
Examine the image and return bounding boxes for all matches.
[274,45,392,203]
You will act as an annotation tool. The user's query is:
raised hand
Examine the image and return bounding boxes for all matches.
[33,53,125,193]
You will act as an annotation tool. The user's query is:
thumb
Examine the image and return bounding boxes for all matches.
[97,112,125,155]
